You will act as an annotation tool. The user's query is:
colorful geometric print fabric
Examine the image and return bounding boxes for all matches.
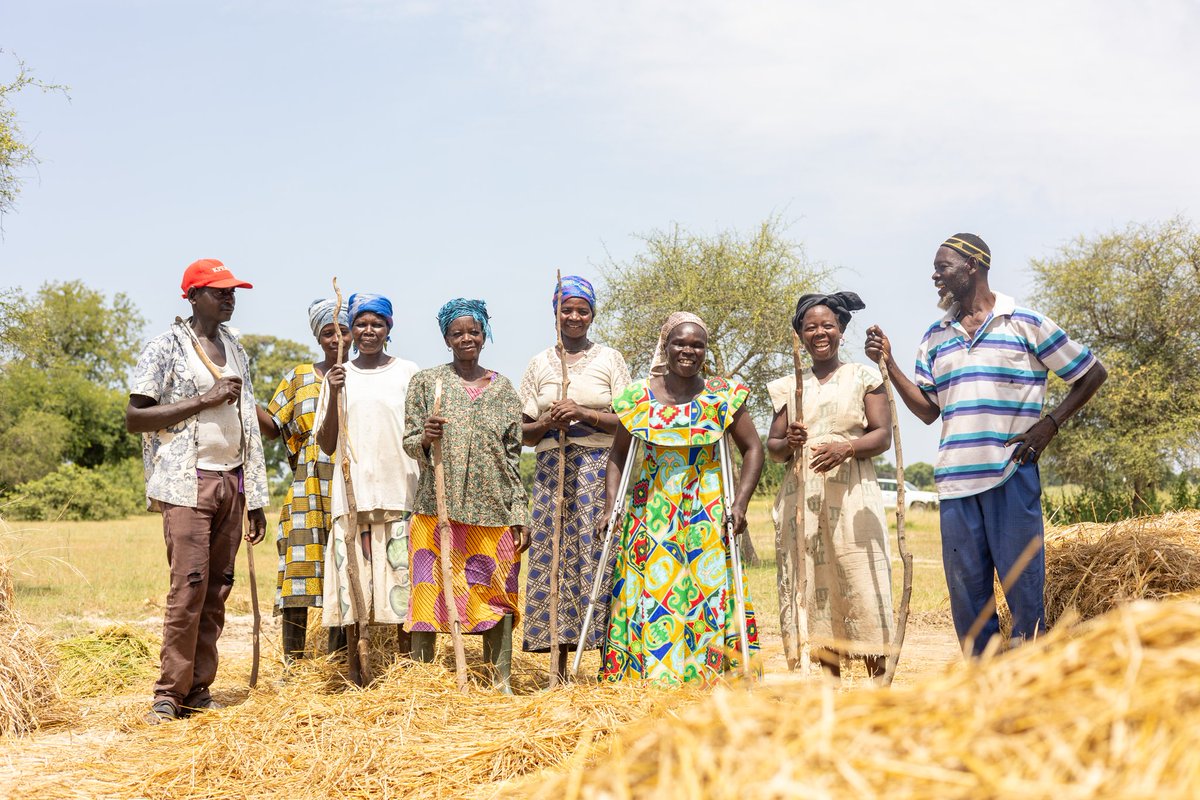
[322,514,412,626]
[267,363,333,612]
[407,514,521,633]
[613,377,750,448]
[601,378,758,685]
[522,444,614,652]
[913,292,1098,499]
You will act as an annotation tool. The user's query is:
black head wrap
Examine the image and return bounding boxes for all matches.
[941,233,991,268]
[791,291,866,333]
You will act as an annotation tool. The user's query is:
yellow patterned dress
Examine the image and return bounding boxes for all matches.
[600,376,759,685]
[267,363,334,613]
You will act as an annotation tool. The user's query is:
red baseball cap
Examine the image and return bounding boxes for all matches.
[180,259,254,298]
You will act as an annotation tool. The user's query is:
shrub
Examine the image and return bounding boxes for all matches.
[3,459,146,521]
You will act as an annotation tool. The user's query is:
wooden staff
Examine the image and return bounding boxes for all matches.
[880,357,914,687]
[173,315,261,688]
[431,378,469,692]
[548,270,570,688]
[331,279,372,686]
[788,332,812,675]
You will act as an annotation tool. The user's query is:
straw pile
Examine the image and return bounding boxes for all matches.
[997,510,1200,637]
[54,625,159,698]
[0,554,61,736]
[514,597,1200,799]
[14,647,697,800]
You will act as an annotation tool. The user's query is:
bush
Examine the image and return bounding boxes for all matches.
[3,459,146,521]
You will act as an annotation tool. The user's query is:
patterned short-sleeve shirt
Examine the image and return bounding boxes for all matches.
[129,321,270,511]
[914,292,1098,499]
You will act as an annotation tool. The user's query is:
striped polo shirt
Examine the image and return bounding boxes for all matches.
[914,292,1097,500]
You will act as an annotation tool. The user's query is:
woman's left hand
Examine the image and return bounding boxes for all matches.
[810,441,855,474]
[728,501,749,535]
[549,399,589,426]
[511,524,530,554]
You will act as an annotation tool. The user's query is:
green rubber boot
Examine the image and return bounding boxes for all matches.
[482,614,514,695]
[410,631,437,663]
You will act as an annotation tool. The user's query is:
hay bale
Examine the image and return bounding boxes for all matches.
[998,511,1200,638]
[15,647,697,799]
[515,597,1200,799]
[54,625,159,698]
[0,557,61,737]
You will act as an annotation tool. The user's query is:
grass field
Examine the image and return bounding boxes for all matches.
[2,498,948,638]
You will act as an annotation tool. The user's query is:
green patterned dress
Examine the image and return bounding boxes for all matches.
[600,376,759,685]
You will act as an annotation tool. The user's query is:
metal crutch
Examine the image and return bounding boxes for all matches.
[718,435,753,678]
[570,439,640,678]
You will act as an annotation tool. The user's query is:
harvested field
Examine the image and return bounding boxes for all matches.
[514,598,1200,799]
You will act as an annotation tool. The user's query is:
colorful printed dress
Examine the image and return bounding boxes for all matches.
[518,344,631,653]
[267,363,333,613]
[402,364,530,633]
[600,376,759,685]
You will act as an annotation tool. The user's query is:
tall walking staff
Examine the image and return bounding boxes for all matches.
[173,315,261,688]
[570,441,638,678]
[879,358,914,686]
[788,332,813,675]
[717,436,753,679]
[548,271,570,688]
[331,278,372,687]
[431,378,469,692]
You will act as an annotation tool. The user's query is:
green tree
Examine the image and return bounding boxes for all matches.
[0,409,71,487]
[241,333,316,489]
[4,281,145,387]
[905,462,935,491]
[598,216,829,422]
[1030,218,1200,502]
[1,52,67,220]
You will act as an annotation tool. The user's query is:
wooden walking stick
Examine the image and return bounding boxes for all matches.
[173,315,261,688]
[788,331,813,675]
[431,378,469,692]
[879,356,914,687]
[331,278,372,686]
[548,270,570,688]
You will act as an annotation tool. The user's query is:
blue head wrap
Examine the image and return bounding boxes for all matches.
[437,298,493,341]
[348,293,394,329]
[307,297,350,338]
[552,275,596,311]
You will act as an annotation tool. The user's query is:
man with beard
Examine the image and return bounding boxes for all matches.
[864,234,1106,656]
[126,259,269,722]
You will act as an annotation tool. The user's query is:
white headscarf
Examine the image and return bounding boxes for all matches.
[648,311,708,377]
[307,297,350,338]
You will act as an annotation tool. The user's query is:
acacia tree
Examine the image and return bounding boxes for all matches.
[1,52,67,221]
[598,216,829,423]
[1030,217,1200,502]
[598,217,828,564]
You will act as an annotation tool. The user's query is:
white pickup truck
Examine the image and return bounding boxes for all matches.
[879,478,940,511]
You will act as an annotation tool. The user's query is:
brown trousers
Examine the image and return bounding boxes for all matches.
[154,469,243,707]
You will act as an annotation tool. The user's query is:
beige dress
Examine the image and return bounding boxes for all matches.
[768,361,895,658]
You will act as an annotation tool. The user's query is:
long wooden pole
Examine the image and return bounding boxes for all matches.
[432,378,469,692]
[788,332,812,675]
[548,270,570,688]
[331,279,372,686]
[174,315,261,689]
[880,358,914,686]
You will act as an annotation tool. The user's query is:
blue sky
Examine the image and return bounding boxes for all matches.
[3,1,1198,465]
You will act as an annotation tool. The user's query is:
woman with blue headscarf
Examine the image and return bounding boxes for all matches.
[254,298,351,663]
[316,293,423,668]
[403,298,529,693]
[516,276,630,680]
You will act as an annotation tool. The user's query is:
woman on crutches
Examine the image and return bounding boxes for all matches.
[518,275,631,682]
[597,311,764,685]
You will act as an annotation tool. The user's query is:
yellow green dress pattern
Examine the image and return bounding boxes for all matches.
[600,376,759,685]
[267,363,334,613]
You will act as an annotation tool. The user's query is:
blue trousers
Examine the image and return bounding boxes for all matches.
[940,463,1045,656]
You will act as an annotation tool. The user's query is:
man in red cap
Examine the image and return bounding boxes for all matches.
[126,259,268,724]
